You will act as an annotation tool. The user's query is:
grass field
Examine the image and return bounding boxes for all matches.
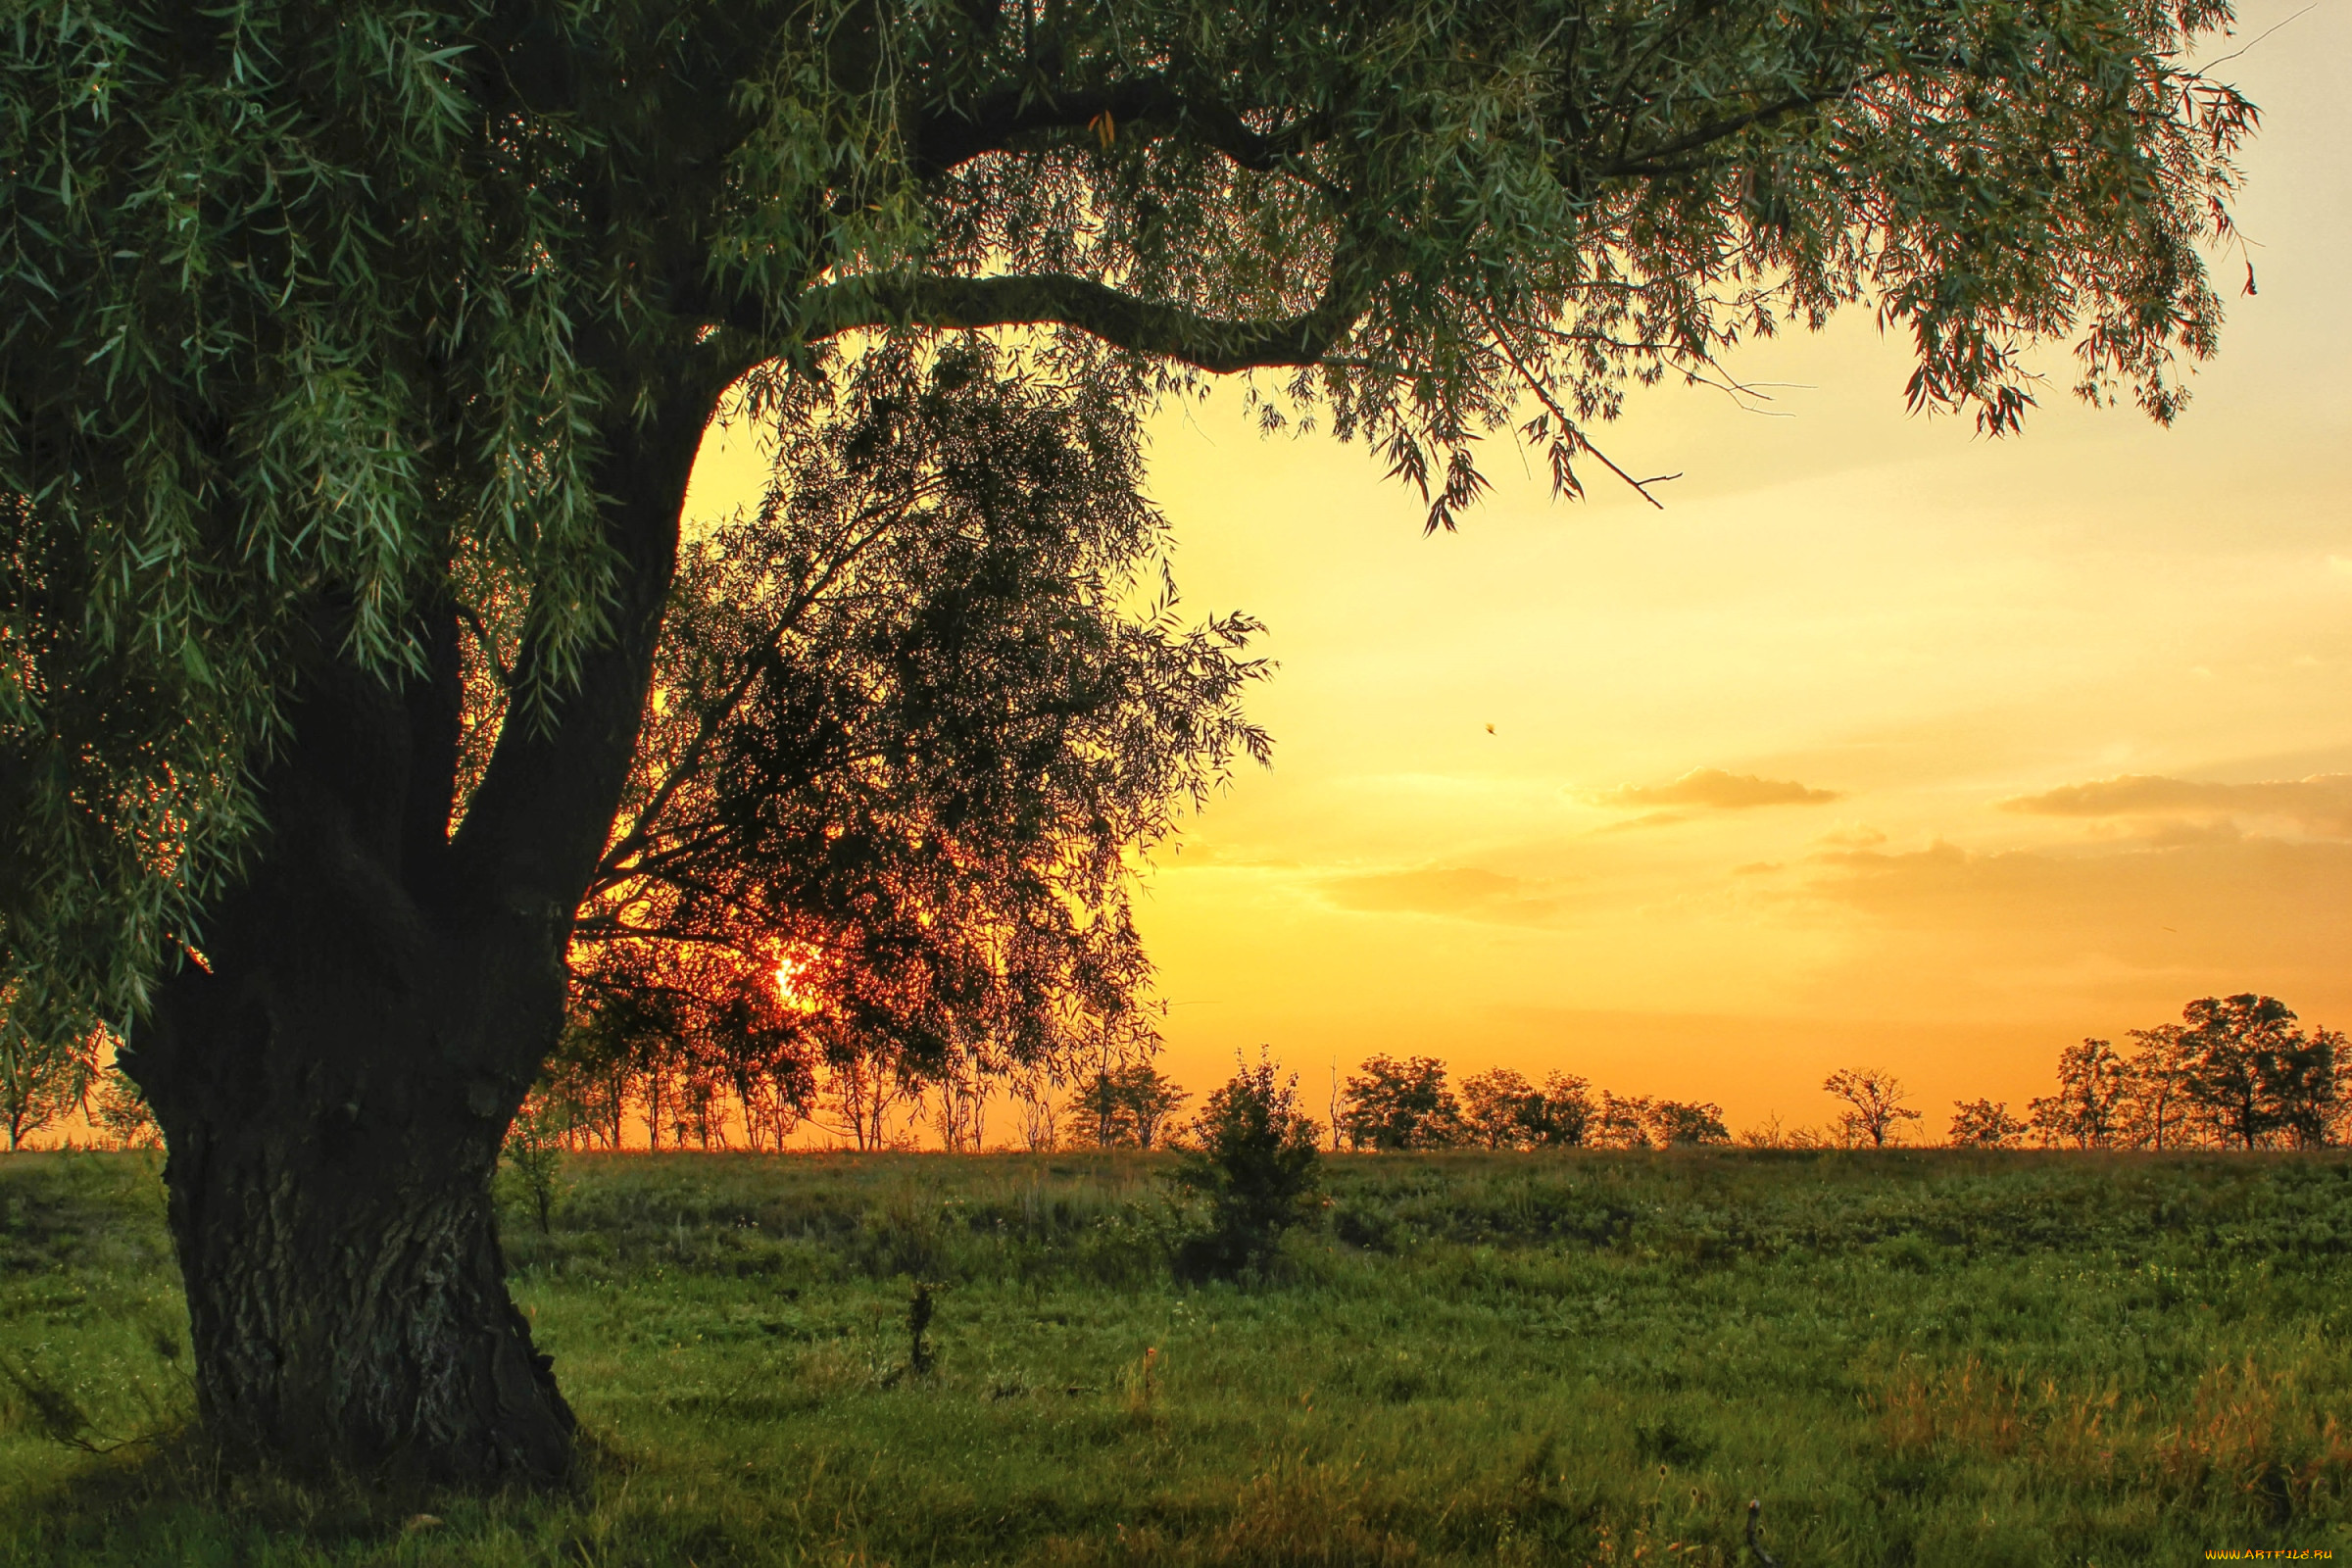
[3,1148,2349,1566]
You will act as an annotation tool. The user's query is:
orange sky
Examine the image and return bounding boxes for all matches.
[680,0,2351,1143]
[1121,0,2352,1135]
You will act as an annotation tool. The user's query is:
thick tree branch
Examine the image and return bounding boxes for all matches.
[782,268,1366,373]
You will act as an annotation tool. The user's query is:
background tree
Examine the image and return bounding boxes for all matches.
[1172,1053,1323,1277]
[2173,1001,2305,1147]
[1341,1054,1463,1151]
[1591,1092,1656,1151]
[1825,1069,1921,1150]
[1645,1100,1733,1148]
[88,1059,163,1152]
[2029,1039,2132,1149]
[2118,1025,2195,1151]
[1,0,2258,1483]
[1527,1073,1598,1149]
[1460,1068,1542,1151]
[1075,1062,1192,1151]
[2175,995,2328,1150]
[0,1000,94,1152]
[1948,1100,2027,1150]
[1460,1068,1598,1150]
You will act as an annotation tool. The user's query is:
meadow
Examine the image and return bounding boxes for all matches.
[3,1148,2348,1566]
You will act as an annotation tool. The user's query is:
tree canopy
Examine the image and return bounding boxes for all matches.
[3,0,2257,1038]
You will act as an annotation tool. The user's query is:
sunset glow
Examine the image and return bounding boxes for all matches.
[773,953,813,1012]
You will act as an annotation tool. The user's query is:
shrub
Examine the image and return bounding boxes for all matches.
[500,1096,571,1235]
[1173,1053,1324,1278]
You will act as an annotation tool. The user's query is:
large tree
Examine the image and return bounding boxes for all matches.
[1,0,2254,1484]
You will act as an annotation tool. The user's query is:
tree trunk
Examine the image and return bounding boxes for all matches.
[135,845,577,1483]
[123,396,705,1486]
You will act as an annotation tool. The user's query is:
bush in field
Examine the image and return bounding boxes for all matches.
[1173,1054,1323,1278]
[500,1098,572,1236]
[1340,1054,1462,1151]
[1948,1099,2027,1149]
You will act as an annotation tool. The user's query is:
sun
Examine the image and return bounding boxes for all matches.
[772,951,814,1012]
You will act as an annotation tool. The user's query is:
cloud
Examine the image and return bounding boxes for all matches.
[1592,766,1841,810]
[1317,865,1560,924]
[1799,836,2352,981]
[1998,774,2352,839]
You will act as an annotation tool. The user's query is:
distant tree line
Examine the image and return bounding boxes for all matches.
[14,992,2344,1159]
[1335,1054,1731,1152]
[1949,995,2347,1152]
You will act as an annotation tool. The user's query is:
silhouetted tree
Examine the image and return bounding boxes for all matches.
[1591,1092,1655,1150]
[2029,1039,2131,1149]
[1948,1100,2027,1149]
[1645,1100,1732,1148]
[2118,1025,2196,1151]
[1075,1061,1192,1151]
[1460,1069,1541,1150]
[0,997,94,1152]
[1825,1068,1921,1149]
[1341,1054,1463,1151]
[2179,995,2306,1150]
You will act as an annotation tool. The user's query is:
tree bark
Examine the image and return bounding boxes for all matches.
[124,398,705,1486]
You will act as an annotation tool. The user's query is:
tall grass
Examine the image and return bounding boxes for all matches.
[4,1148,2349,1564]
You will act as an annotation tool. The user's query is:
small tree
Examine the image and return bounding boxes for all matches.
[2118,1025,2195,1151]
[1460,1068,1542,1151]
[1948,1100,2027,1149]
[1591,1092,1655,1150]
[1340,1054,1462,1151]
[2028,1039,2131,1148]
[499,1097,571,1237]
[1074,1061,1192,1151]
[0,1006,94,1152]
[1172,1053,1323,1277]
[1645,1100,1732,1148]
[1824,1069,1920,1150]
[1529,1073,1597,1149]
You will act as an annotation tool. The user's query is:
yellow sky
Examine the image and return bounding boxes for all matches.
[671,1,2352,1143]
[1122,0,2352,1134]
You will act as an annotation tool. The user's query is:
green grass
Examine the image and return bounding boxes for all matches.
[5,1149,2350,1565]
